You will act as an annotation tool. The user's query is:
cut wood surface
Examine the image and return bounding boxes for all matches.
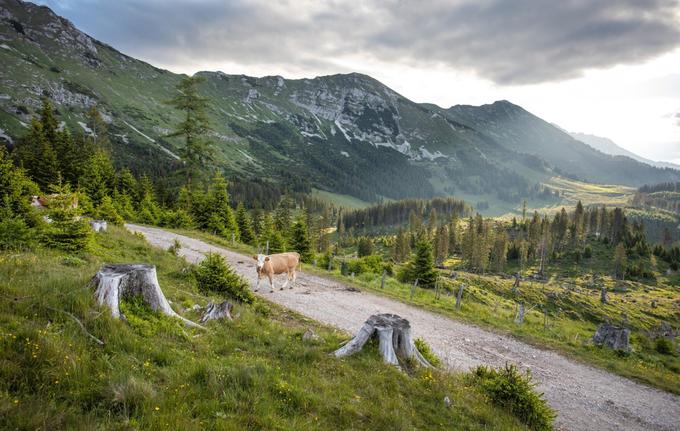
[126,224,680,431]
[90,263,203,329]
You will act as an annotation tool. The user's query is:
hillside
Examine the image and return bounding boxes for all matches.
[0,226,530,430]
[2,0,680,208]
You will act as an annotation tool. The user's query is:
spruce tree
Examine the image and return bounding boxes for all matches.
[357,237,374,257]
[290,216,312,262]
[235,202,255,245]
[167,76,214,187]
[613,242,627,280]
[404,233,437,288]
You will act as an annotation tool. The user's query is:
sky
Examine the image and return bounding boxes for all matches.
[34,0,680,164]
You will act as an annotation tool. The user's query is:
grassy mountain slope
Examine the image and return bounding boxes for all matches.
[1,0,679,208]
[0,226,529,430]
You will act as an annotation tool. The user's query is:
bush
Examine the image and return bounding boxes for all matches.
[472,364,555,431]
[160,209,194,229]
[194,252,254,303]
[414,337,441,367]
[583,246,592,259]
[95,196,124,225]
[346,255,389,276]
[0,214,33,250]
[655,338,674,355]
[167,239,181,256]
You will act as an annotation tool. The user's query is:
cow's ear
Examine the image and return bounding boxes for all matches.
[252,255,257,260]
[265,256,270,261]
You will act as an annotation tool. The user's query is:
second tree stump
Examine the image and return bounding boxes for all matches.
[334,313,433,369]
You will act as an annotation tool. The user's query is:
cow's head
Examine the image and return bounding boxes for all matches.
[252,254,269,271]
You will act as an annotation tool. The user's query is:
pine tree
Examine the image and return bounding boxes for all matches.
[448,215,458,255]
[613,242,627,280]
[435,225,449,265]
[167,76,214,187]
[14,118,60,190]
[491,229,508,273]
[357,237,374,257]
[86,105,110,151]
[274,198,292,238]
[403,233,437,288]
[235,202,255,245]
[79,150,115,206]
[39,98,59,145]
[290,216,312,262]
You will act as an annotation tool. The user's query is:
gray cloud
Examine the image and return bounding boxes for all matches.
[35,0,680,85]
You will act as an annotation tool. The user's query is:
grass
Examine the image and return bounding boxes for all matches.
[311,189,374,210]
[179,228,680,395]
[0,226,530,430]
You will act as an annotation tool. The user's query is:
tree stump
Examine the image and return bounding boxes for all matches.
[200,301,233,323]
[334,313,433,369]
[592,323,630,351]
[89,220,107,233]
[90,264,203,329]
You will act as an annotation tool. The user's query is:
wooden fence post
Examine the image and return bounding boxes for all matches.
[327,256,333,271]
[515,303,525,325]
[411,279,419,300]
[231,232,235,246]
[381,270,386,289]
[455,283,465,310]
[265,240,269,255]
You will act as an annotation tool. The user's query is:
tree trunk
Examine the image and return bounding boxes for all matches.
[200,301,233,323]
[515,303,525,325]
[90,264,203,329]
[334,313,433,369]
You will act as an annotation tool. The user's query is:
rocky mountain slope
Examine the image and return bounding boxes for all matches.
[1,0,679,205]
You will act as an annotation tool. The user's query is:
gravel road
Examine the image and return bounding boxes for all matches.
[127,224,680,431]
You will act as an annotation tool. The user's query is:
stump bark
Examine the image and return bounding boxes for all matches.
[89,220,108,233]
[592,323,630,351]
[90,264,203,329]
[334,313,433,368]
[200,301,233,323]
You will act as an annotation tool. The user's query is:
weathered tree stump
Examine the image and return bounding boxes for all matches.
[90,264,203,329]
[592,323,630,351]
[89,220,107,232]
[600,286,608,304]
[334,313,433,369]
[199,301,233,323]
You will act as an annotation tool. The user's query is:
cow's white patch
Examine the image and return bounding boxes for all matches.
[256,254,266,270]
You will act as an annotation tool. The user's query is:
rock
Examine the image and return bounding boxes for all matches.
[444,396,452,408]
[302,329,320,342]
[592,323,630,351]
[190,304,202,311]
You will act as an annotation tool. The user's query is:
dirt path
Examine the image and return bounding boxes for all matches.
[127,224,680,431]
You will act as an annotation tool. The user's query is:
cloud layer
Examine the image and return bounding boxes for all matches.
[38,0,680,85]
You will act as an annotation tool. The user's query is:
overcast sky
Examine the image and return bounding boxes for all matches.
[35,0,680,163]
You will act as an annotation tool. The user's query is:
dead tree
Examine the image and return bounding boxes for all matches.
[334,313,433,369]
[515,303,526,325]
[90,264,203,329]
[455,284,465,310]
[600,286,608,304]
[200,301,233,323]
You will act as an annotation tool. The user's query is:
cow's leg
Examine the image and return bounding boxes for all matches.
[291,269,297,288]
[254,274,261,292]
[281,273,288,290]
[268,274,274,293]
[288,270,294,289]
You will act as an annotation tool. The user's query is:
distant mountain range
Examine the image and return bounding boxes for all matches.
[568,132,680,171]
[1,0,679,206]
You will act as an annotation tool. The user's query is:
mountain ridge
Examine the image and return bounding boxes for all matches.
[1,0,679,208]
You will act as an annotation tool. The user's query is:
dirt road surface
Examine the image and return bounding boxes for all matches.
[127,224,680,431]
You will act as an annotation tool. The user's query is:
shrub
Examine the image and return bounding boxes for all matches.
[346,255,387,276]
[655,338,674,355]
[41,186,92,252]
[95,196,124,225]
[472,364,555,431]
[0,212,32,250]
[160,209,194,229]
[167,239,181,256]
[194,252,254,303]
[414,337,442,367]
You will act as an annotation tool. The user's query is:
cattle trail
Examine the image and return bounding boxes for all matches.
[127,224,680,431]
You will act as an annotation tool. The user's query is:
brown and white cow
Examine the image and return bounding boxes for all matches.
[252,252,300,292]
